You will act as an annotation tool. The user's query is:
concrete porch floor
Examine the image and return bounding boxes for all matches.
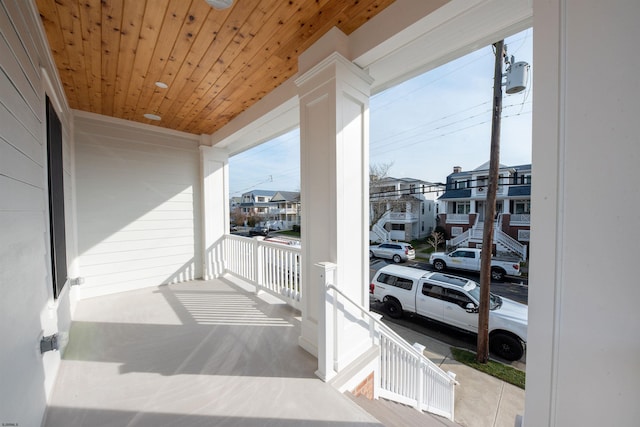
[44,278,384,427]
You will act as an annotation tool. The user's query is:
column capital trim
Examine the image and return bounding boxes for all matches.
[295,52,374,88]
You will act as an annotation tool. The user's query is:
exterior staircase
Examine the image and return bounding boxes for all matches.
[447,217,527,261]
[370,211,392,243]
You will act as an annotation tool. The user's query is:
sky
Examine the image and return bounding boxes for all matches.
[229,29,533,196]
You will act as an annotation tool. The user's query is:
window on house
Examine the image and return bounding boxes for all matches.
[46,96,67,299]
[455,202,471,214]
[391,224,405,231]
[520,174,532,184]
[514,200,531,214]
[455,180,467,189]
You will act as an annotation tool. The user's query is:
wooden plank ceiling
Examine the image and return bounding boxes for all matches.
[36,0,395,135]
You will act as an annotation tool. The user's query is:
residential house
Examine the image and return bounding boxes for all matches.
[1,1,639,427]
[237,190,300,229]
[438,163,531,259]
[270,191,301,230]
[239,189,277,223]
[370,177,444,242]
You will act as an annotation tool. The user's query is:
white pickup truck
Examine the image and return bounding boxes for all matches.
[429,248,521,281]
[370,264,528,361]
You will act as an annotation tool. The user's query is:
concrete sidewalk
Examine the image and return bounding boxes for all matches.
[386,322,525,427]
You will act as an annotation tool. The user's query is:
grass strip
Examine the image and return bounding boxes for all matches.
[450,347,526,389]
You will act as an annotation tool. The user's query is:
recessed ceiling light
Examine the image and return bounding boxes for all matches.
[205,0,233,9]
[144,113,161,121]
[155,81,168,89]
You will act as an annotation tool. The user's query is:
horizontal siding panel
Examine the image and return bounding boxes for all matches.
[76,120,199,152]
[0,2,40,94]
[80,228,195,245]
[0,69,42,147]
[81,257,197,287]
[0,139,43,188]
[76,117,201,292]
[0,175,44,211]
[81,219,195,234]
[0,211,48,289]
[80,245,195,267]
[0,20,40,121]
[82,235,196,256]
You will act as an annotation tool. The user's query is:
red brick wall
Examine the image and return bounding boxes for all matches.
[352,372,375,400]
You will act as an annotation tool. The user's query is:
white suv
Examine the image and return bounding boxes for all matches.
[370,264,528,361]
[369,242,415,263]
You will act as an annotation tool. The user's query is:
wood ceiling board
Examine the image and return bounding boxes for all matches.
[99,0,124,116]
[36,0,397,136]
[159,2,259,130]
[119,0,170,121]
[77,0,103,114]
[112,0,148,118]
[164,3,265,130]
[133,0,211,123]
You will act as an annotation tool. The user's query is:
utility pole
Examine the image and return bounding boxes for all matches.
[477,39,504,363]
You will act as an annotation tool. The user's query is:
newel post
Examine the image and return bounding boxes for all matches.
[315,262,337,382]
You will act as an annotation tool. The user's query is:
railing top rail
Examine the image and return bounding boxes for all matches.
[326,283,455,383]
[225,234,302,253]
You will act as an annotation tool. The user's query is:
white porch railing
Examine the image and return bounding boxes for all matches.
[448,228,470,247]
[322,279,457,421]
[495,229,527,261]
[371,223,390,243]
[446,213,470,224]
[510,214,531,225]
[223,235,301,309]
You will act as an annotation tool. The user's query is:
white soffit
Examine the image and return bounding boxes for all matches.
[352,0,533,94]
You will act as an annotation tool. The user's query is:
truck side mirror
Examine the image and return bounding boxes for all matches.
[465,302,478,313]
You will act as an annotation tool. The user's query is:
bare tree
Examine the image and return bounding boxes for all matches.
[370,162,404,227]
[230,207,246,226]
[426,230,444,252]
[370,162,394,183]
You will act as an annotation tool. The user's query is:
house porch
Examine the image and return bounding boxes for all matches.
[44,277,383,426]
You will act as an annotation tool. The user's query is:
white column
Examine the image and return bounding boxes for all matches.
[200,144,229,280]
[296,49,373,373]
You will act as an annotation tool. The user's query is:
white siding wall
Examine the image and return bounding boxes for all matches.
[74,114,202,298]
[0,1,76,425]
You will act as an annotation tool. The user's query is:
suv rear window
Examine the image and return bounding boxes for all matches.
[376,273,414,290]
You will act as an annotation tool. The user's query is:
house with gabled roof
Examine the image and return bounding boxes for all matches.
[270,191,301,229]
[370,176,444,243]
[438,163,531,260]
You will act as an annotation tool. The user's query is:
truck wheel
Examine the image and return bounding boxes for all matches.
[433,259,445,271]
[491,268,505,281]
[490,332,524,361]
[384,298,403,319]
[392,254,401,263]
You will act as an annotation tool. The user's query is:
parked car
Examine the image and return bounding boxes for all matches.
[249,226,269,236]
[370,264,528,361]
[369,242,415,263]
[230,224,238,232]
[429,248,521,281]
